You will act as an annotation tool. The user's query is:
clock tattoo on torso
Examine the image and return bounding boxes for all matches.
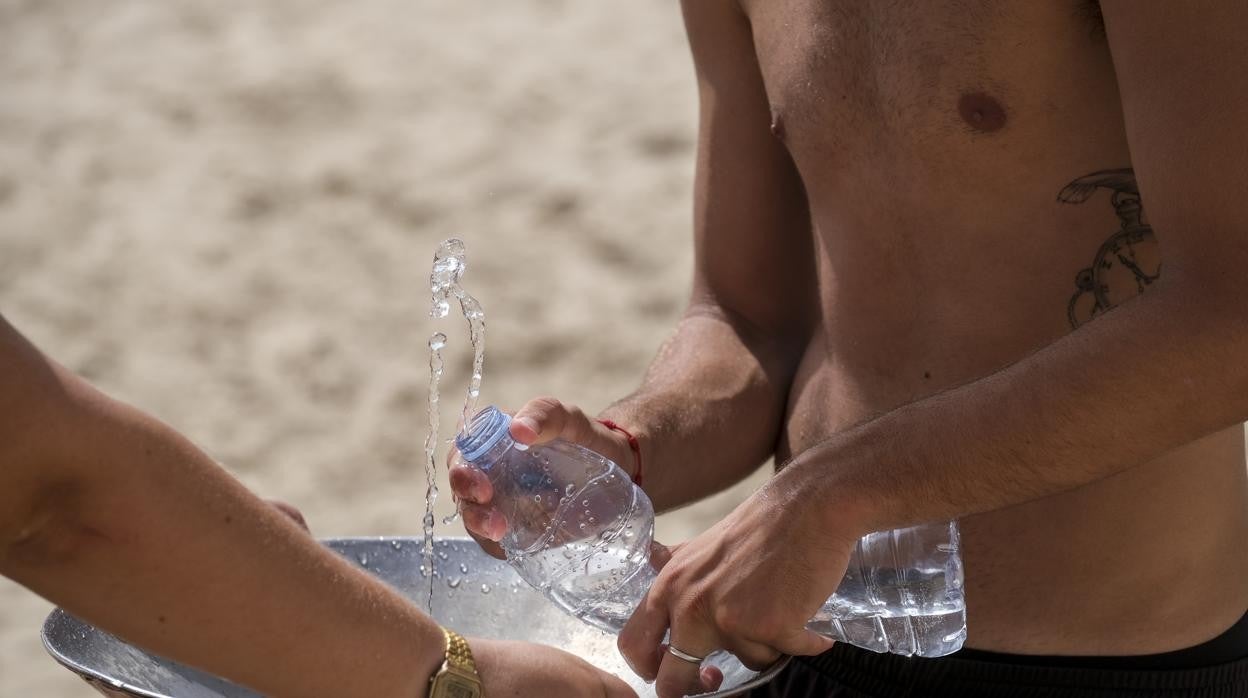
[1058,168,1161,329]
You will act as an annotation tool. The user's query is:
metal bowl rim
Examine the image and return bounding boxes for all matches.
[39,536,792,697]
[42,609,167,698]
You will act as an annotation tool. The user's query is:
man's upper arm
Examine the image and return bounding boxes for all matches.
[1102,2,1248,301]
[680,1,817,344]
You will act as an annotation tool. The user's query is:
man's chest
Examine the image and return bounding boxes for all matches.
[737,0,1121,184]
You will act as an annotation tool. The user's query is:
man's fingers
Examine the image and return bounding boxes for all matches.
[461,502,507,542]
[699,664,724,693]
[466,528,507,560]
[770,628,835,659]
[511,396,567,445]
[617,588,671,681]
[449,463,493,504]
[512,396,598,446]
[654,635,715,698]
[649,542,676,572]
[722,638,781,672]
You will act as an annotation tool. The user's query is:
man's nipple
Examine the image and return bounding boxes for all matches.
[958,92,1007,133]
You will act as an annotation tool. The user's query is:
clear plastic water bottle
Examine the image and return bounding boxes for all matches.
[805,523,966,657]
[455,405,966,656]
[455,405,656,632]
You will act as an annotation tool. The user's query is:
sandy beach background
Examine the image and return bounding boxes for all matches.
[0,1,771,694]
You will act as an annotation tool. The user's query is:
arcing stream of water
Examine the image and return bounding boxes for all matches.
[423,238,487,609]
[420,331,446,607]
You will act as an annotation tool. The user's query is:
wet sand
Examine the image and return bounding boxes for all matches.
[0,1,768,694]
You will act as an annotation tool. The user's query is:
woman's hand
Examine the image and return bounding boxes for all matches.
[617,466,860,698]
[448,397,637,557]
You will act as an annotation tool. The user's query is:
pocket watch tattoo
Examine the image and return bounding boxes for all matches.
[1057,168,1161,329]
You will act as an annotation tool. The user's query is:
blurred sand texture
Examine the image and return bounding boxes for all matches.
[0,1,769,694]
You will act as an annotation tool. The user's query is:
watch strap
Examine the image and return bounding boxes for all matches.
[441,627,477,675]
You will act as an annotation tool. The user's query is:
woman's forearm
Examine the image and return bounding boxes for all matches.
[0,319,443,697]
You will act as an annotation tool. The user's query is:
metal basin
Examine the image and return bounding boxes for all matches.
[42,537,787,697]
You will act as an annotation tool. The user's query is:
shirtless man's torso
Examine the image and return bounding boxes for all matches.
[739,0,1248,657]
[454,2,1248,695]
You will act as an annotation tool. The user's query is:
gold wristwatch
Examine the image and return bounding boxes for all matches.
[428,627,484,698]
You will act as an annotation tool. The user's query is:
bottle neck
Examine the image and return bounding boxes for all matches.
[455,406,516,468]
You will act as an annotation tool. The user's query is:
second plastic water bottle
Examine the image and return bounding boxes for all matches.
[455,405,966,656]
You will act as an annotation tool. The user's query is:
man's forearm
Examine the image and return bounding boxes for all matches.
[601,303,804,512]
[790,277,1248,535]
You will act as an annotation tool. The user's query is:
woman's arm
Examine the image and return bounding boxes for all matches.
[0,315,638,697]
[0,314,445,696]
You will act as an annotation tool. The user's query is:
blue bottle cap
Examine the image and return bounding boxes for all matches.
[455,405,512,463]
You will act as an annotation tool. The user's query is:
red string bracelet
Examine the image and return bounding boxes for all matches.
[596,418,643,487]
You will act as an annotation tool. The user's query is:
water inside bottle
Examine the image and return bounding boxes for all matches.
[812,566,963,620]
[502,452,657,633]
[806,522,966,656]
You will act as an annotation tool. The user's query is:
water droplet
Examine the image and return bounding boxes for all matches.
[447,577,462,589]
[534,494,542,502]
[480,584,491,594]
[459,563,469,574]
[358,553,369,566]
[565,483,576,496]
[438,551,449,560]
[390,540,403,551]
[582,499,590,507]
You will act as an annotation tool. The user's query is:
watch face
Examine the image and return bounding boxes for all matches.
[431,673,483,698]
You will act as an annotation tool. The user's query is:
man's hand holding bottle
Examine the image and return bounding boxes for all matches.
[448,396,640,556]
